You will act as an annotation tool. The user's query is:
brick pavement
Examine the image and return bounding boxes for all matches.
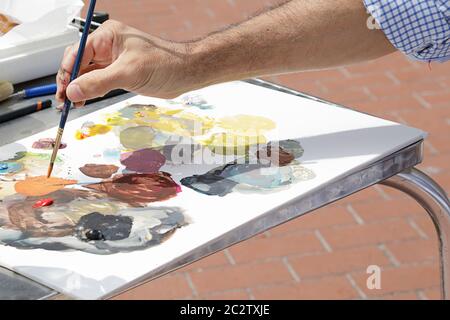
[87,0,449,300]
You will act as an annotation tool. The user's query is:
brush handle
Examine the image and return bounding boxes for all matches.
[0,100,52,124]
[59,0,97,131]
[24,84,57,98]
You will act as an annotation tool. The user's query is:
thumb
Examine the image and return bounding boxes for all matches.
[66,62,124,103]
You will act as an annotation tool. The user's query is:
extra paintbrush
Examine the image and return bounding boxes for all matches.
[47,0,97,178]
[0,100,52,124]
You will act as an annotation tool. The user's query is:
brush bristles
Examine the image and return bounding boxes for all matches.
[46,128,64,178]
[46,163,54,178]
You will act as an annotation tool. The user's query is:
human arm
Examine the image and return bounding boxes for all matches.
[57,0,396,106]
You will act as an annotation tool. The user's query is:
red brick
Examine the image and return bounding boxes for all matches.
[201,290,251,300]
[270,205,355,235]
[412,215,439,240]
[380,292,420,300]
[422,287,442,300]
[320,219,420,249]
[386,239,438,264]
[428,134,450,154]
[321,73,396,91]
[352,197,424,222]
[252,276,359,299]
[290,246,391,278]
[344,54,414,75]
[189,261,292,294]
[368,81,444,98]
[228,232,324,263]
[433,171,450,192]
[399,108,449,133]
[323,87,373,105]
[418,153,450,175]
[392,69,449,83]
[355,96,424,113]
[336,186,383,205]
[375,185,409,200]
[179,251,231,272]
[113,274,192,300]
[276,69,347,85]
[352,263,440,297]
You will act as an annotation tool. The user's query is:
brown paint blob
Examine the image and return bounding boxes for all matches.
[86,173,181,207]
[5,189,106,237]
[79,164,119,179]
[14,176,77,197]
[257,146,295,167]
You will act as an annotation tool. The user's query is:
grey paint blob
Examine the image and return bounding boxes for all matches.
[76,212,133,241]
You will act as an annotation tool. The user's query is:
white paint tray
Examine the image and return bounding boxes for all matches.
[0,27,80,84]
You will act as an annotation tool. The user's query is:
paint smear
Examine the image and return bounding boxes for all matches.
[75,122,112,140]
[15,176,77,197]
[120,148,166,173]
[1,152,63,180]
[32,138,67,150]
[32,198,54,208]
[0,162,23,175]
[104,112,128,126]
[203,132,267,156]
[103,148,121,161]
[181,140,313,196]
[218,115,276,135]
[118,104,215,136]
[257,146,295,167]
[86,173,181,207]
[77,212,132,241]
[181,161,314,196]
[79,164,119,179]
[0,181,16,199]
[0,194,186,254]
[2,189,110,238]
[119,126,156,150]
[275,140,305,158]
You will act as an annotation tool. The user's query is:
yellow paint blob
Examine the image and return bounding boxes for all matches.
[218,115,276,136]
[129,107,215,137]
[104,112,128,126]
[75,124,112,140]
[203,133,267,156]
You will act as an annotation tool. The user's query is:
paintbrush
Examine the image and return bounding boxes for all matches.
[47,0,97,178]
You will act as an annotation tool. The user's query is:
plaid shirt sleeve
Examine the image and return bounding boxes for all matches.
[363,0,450,62]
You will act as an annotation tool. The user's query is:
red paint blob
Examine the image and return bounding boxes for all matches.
[32,198,54,209]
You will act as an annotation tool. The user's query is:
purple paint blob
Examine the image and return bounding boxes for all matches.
[32,138,67,150]
[120,148,166,173]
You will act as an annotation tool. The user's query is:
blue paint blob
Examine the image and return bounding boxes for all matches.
[0,162,23,175]
[103,148,121,161]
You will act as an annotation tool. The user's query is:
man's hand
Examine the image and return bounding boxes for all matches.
[56,20,193,107]
[57,0,396,107]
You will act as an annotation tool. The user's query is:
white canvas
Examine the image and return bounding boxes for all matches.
[0,81,425,299]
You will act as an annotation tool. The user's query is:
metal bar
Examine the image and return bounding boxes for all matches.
[381,168,450,300]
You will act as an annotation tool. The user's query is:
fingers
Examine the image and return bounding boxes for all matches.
[56,64,104,109]
[65,61,125,107]
[55,24,116,104]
